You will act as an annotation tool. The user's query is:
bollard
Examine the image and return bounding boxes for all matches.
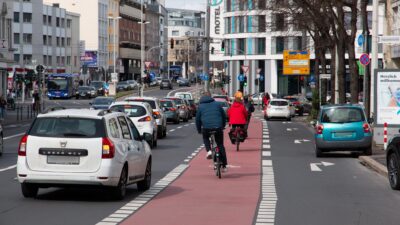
[384,122,388,150]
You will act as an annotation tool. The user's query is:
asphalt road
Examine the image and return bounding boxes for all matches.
[266,119,400,225]
[0,84,203,225]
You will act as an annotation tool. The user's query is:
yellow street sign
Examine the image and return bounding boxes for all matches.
[283,50,310,75]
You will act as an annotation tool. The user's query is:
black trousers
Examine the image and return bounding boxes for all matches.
[202,128,227,166]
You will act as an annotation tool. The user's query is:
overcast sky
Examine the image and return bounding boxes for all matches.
[165,0,206,10]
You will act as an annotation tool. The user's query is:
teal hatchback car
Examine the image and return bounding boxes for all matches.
[314,104,372,157]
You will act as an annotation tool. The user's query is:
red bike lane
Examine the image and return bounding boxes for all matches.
[121,119,262,225]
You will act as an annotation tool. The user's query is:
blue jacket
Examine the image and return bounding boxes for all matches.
[196,96,226,132]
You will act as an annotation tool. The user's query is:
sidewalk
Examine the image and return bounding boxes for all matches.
[359,145,388,177]
[121,119,263,225]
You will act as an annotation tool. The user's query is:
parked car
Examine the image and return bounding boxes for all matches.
[16,108,152,199]
[174,92,193,100]
[124,97,167,139]
[160,79,173,90]
[164,97,190,122]
[386,133,400,190]
[90,96,115,110]
[76,86,97,99]
[127,80,139,90]
[109,101,158,148]
[90,81,107,96]
[177,78,190,87]
[313,104,372,157]
[264,99,293,121]
[117,81,131,92]
[160,99,180,124]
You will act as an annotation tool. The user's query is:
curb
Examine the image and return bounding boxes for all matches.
[359,156,388,177]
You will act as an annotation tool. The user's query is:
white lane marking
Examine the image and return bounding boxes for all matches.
[263,151,271,157]
[263,140,270,143]
[184,124,189,127]
[169,129,175,132]
[191,122,195,125]
[177,126,182,129]
[263,144,271,149]
[0,165,17,172]
[4,132,25,140]
[310,163,322,172]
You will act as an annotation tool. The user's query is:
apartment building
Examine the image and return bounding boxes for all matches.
[0,0,13,97]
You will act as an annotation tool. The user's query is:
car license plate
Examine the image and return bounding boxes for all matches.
[47,156,80,165]
[334,132,353,138]
[275,108,283,111]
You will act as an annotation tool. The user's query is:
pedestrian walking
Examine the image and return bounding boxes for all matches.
[0,95,7,120]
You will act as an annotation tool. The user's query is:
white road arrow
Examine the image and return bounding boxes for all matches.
[310,161,335,172]
[294,139,311,144]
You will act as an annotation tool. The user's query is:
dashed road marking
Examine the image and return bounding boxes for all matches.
[4,132,25,140]
[0,164,17,172]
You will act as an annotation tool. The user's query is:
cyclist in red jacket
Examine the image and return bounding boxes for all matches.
[228,97,248,142]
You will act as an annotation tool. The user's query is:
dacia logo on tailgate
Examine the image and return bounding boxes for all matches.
[60,141,67,148]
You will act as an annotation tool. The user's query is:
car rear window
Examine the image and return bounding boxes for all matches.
[321,107,365,123]
[126,99,156,109]
[270,101,288,106]
[160,101,173,108]
[93,98,113,105]
[110,105,147,117]
[29,118,105,138]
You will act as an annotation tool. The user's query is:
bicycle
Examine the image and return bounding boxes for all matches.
[230,125,245,152]
[209,131,222,179]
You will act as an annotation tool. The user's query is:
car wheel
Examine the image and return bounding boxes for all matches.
[299,110,304,116]
[388,152,400,190]
[21,183,39,198]
[112,166,127,200]
[364,147,372,156]
[137,160,152,191]
[174,117,180,124]
[183,115,189,122]
[157,128,163,139]
[162,126,167,138]
[0,133,3,156]
[286,117,291,121]
[153,134,158,147]
[316,147,324,158]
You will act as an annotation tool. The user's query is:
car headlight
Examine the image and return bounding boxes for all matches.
[63,93,68,96]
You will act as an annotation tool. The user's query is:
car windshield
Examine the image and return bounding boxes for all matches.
[160,101,173,108]
[162,79,170,82]
[48,79,67,91]
[177,94,191,99]
[126,99,156,109]
[93,98,113,105]
[29,118,105,138]
[91,82,103,88]
[270,101,288,106]
[109,105,147,117]
[321,107,365,123]
[78,86,91,91]
[119,81,128,85]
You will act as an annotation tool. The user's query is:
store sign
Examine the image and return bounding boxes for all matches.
[375,70,400,125]
[283,50,310,75]
[209,0,224,62]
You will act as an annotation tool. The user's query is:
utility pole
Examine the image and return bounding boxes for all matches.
[140,0,145,97]
[362,0,371,117]
[202,4,210,93]
[370,0,379,117]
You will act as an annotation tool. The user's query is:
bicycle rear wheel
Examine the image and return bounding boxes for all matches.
[235,128,240,151]
[215,153,221,179]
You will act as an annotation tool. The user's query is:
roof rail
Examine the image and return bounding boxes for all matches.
[43,106,66,114]
[97,109,113,116]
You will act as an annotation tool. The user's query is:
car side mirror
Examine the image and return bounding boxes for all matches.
[310,121,316,127]
[368,118,374,124]
[142,133,152,142]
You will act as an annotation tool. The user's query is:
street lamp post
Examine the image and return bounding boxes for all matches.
[108,16,121,96]
[139,1,150,97]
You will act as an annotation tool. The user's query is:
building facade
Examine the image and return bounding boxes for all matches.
[219,0,385,97]
[167,8,205,78]
[45,0,109,81]
[384,0,400,69]
[12,0,80,92]
[107,0,120,77]
[0,0,13,97]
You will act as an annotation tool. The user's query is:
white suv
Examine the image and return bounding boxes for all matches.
[17,108,152,200]
[124,97,167,139]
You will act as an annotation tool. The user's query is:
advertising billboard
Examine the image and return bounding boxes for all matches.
[375,70,400,125]
[80,51,97,67]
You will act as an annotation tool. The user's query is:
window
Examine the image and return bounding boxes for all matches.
[172,30,179,36]
[48,16,52,25]
[14,12,20,23]
[108,118,121,138]
[23,54,32,63]
[14,54,20,63]
[23,13,32,23]
[23,33,32,44]
[48,35,52,45]
[238,38,245,55]
[61,18,65,27]
[61,38,65,47]
[67,56,71,65]
[43,35,47,45]
[14,33,20,44]
[257,38,266,54]
[67,38,71,46]
[118,116,132,140]
[56,56,60,65]
[56,37,60,46]
[43,15,47,25]
[67,19,71,28]
[274,36,285,54]
[273,14,285,31]
[43,55,47,65]
[48,56,52,65]
[56,17,60,27]
[321,108,365,123]
[127,119,141,141]
[258,15,266,32]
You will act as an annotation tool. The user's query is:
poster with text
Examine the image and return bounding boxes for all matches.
[377,71,400,125]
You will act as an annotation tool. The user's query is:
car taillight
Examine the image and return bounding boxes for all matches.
[316,125,324,135]
[102,137,115,159]
[169,107,177,111]
[363,123,371,133]
[138,116,152,122]
[18,135,28,156]
[153,111,161,119]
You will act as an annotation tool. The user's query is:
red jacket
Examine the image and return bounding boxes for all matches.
[228,102,248,125]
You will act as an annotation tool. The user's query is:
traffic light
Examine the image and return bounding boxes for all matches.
[170,38,174,49]
[244,76,247,87]
[211,47,215,54]
[221,40,225,52]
